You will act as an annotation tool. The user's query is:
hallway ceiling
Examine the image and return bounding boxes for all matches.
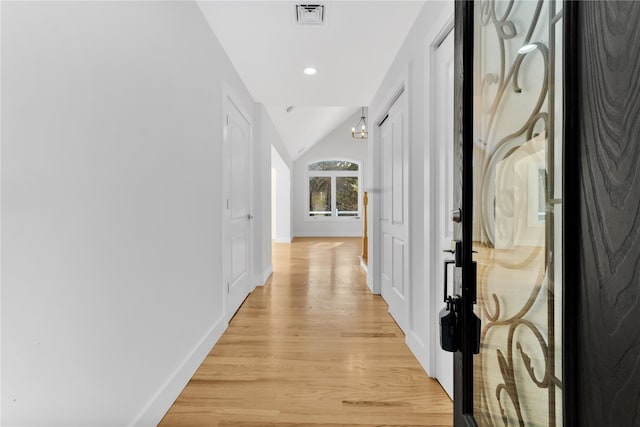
[197,1,426,160]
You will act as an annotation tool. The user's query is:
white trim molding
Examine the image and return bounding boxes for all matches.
[423,12,455,378]
[131,315,227,426]
[294,232,362,238]
[261,265,273,285]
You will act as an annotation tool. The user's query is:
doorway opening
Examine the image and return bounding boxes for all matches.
[271,145,292,243]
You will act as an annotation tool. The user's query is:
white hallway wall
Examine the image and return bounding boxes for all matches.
[254,104,288,282]
[1,2,273,425]
[293,110,368,238]
[271,144,293,243]
[262,105,294,244]
[368,0,454,377]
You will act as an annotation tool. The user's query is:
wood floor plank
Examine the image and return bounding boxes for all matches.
[159,237,453,426]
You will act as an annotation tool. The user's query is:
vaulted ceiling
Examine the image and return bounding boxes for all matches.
[197,1,426,160]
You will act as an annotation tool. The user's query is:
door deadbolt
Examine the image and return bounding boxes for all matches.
[451,208,462,223]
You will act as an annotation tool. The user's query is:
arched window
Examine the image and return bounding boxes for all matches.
[307,160,360,218]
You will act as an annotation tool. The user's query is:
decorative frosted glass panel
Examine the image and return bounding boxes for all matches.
[472,1,563,426]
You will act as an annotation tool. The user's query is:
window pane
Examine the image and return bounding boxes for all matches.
[309,177,331,216]
[308,160,358,171]
[336,176,358,217]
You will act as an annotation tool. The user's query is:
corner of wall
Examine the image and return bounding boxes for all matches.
[275,235,292,243]
[131,315,227,427]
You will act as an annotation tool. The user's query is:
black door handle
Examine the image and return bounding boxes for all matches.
[441,258,459,352]
[443,259,455,302]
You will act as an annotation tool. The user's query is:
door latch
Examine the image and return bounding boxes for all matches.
[443,240,463,267]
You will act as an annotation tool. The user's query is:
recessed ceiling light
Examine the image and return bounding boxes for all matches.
[303,67,317,76]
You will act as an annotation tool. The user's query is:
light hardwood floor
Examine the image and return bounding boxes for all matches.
[159,237,453,426]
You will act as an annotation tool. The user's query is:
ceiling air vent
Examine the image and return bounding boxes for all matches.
[295,4,325,26]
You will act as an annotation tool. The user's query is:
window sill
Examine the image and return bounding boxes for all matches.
[306,216,361,222]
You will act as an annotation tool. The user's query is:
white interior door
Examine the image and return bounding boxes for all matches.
[379,90,409,334]
[433,28,455,399]
[223,96,252,321]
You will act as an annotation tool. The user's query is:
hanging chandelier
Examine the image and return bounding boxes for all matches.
[351,107,368,140]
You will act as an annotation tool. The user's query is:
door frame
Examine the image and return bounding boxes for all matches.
[424,12,455,383]
[452,0,579,425]
[452,1,475,422]
[221,84,254,322]
[562,1,579,425]
[370,69,409,297]
[372,74,411,336]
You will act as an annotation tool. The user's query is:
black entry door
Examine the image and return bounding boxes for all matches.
[452,1,566,425]
[569,2,640,426]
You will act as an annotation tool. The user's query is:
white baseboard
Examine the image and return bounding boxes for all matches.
[262,265,273,284]
[294,232,363,237]
[131,315,227,426]
[406,330,435,378]
[358,256,368,273]
[274,235,292,243]
[366,271,376,294]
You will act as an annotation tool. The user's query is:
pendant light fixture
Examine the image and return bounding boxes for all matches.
[351,107,368,140]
